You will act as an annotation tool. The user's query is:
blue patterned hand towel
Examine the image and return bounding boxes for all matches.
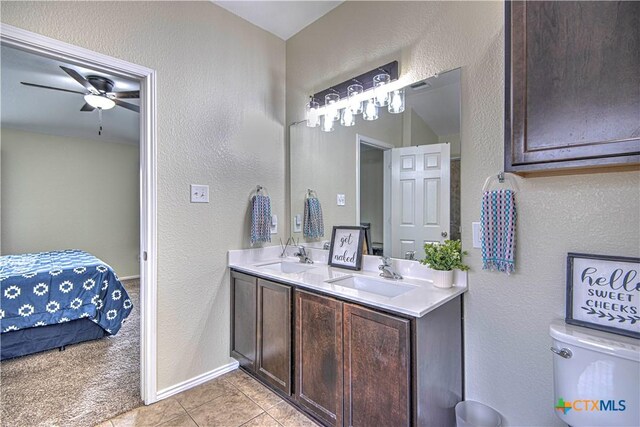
[303,197,324,239]
[251,194,271,244]
[481,189,517,274]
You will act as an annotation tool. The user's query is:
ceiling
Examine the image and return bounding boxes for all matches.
[212,1,343,40]
[406,69,461,136]
[1,45,140,145]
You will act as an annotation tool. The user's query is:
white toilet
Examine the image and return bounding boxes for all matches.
[550,320,640,426]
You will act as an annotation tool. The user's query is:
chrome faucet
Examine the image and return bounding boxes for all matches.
[294,246,314,264]
[379,256,402,280]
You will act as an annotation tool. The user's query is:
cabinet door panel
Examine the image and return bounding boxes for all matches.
[506,0,640,172]
[344,303,410,427]
[257,279,291,395]
[295,290,343,427]
[230,271,257,370]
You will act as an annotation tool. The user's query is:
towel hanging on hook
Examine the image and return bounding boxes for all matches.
[306,189,318,199]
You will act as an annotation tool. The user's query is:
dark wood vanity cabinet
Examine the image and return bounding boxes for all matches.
[230,271,292,395]
[231,269,462,426]
[505,1,640,174]
[295,291,344,427]
[343,303,411,427]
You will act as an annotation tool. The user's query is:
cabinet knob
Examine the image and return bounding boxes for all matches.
[441,231,448,238]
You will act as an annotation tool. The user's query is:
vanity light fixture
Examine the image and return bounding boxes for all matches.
[303,61,399,131]
[305,97,320,127]
[388,88,405,114]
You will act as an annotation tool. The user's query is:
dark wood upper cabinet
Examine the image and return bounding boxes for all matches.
[505,1,640,174]
[295,290,344,427]
[256,279,292,395]
[230,271,257,370]
[343,303,411,427]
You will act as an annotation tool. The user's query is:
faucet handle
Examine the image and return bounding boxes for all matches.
[380,256,392,266]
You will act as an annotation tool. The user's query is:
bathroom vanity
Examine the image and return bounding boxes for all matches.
[228,247,466,427]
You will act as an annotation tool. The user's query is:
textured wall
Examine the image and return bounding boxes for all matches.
[1,1,286,391]
[286,2,640,425]
[1,128,139,276]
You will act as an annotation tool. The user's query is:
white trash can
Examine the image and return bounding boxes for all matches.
[455,400,502,427]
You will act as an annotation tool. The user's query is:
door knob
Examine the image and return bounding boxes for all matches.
[441,231,448,238]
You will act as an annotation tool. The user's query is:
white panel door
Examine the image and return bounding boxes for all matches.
[390,144,450,259]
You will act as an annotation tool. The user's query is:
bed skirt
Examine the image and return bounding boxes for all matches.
[1,319,107,361]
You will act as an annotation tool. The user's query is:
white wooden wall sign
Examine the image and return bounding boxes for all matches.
[328,226,365,271]
[566,253,640,338]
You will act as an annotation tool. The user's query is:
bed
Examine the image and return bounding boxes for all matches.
[0,249,133,360]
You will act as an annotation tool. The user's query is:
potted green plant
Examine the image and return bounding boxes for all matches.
[420,240,469,288]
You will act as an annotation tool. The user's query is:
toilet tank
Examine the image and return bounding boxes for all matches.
[550,320,639,426]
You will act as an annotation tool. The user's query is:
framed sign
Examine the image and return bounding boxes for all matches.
[566,253,639,338]
[328,226,365,271]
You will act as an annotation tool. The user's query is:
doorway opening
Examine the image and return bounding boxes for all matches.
[0,23,158,421]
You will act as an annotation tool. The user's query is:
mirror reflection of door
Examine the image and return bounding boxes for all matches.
[389,143,450,260]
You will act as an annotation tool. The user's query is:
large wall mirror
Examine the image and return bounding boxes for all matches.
[290,68,461,260]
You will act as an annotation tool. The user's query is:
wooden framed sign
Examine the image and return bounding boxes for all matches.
[328,226,365,271]
[566,253,640,338]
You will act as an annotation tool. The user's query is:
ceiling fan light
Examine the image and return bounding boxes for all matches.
[84,94,115,110]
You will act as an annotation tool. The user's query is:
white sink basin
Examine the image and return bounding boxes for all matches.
[327,275,417,298]
[257,261,316,274]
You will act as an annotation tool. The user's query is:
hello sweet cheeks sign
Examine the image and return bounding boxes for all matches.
[328,226,365,271]
[566,253,639,338]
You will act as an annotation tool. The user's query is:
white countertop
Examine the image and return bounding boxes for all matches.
[228,246,467,318]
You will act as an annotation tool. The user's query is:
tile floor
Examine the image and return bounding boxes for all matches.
[97,369,319,427]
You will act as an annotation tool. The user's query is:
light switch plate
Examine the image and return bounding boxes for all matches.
[337,194,346,206]
[293,214,302,233]
[190,184,209,203]
[472,222,481,248]
[270,215,278,234]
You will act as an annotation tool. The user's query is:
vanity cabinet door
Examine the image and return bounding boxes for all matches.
[256,279,292,395]
[343,303,411,427]
[230,271,257,371]
[295,290,344,427]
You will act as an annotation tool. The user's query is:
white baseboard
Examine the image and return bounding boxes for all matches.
[155,360,240,401]
[119,275,140,281]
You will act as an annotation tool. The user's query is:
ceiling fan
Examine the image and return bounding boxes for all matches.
[20,65,139,113]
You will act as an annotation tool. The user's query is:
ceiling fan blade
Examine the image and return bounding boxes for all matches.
[21,81,86,95]
[114,99,140,113]
[110,90,139,99]
[60,65,98,94]
[80,103,95,112]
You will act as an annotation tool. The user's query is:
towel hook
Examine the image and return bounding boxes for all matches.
[482,171,519,193]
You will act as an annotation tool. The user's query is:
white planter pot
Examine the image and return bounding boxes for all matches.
[432,269,454,288]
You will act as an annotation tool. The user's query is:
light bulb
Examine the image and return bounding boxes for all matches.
[388,89,405,114]
[363,99,378,121]
[325,93,341,122]
[341,107,355,127]
[321,115,334,132]
[373,73,391,107]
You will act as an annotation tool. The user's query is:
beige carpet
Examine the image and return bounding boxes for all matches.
[1,279,142,427]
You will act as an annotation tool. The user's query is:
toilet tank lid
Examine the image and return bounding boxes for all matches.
[550,320,639,362]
